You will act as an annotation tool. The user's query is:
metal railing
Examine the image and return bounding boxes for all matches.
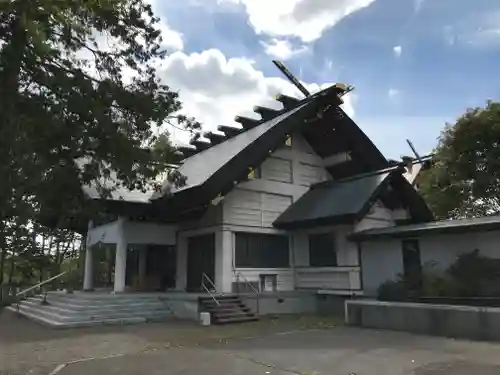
[15,271,68,310]
[235,272,260,316]
[201,272,220,307]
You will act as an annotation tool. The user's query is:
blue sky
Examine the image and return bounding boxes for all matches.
[151,0,500,159]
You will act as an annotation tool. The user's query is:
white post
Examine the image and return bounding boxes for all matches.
[176,235,187,291]
[113,217,128,293]
[83,220,94,291]
[215,229,233,293]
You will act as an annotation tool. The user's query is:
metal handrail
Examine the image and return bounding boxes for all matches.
[15,271,68,310]
[235,271,260,316]
[201,272,220,307]
[16,271,68,298]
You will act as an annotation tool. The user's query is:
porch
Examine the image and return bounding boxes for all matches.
[83,217,178,293]
[83,218,363,296]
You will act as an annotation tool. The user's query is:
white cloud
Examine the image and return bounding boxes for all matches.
[219,0,377,42]
[388,88,400,98]
[393,45,402,58]
[156,49,356,145]
[157,21,184,51]
[260,38,308,60]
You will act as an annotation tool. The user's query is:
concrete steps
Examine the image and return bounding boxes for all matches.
[6,292,175,328]
[199,295,258,325]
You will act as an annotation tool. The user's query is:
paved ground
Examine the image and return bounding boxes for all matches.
[0,309,338,375]
[3,310,500,375]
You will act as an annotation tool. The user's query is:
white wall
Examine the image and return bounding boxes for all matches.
[360,239,403,296]
[355,200,395,232]
[87,221,120,246]
[221,133,335,292]
[232,268,295,292]
[221,134,373,293]
[86,220,177,246]
[223,188,292,228]
[359,229,500,297]
[222,133,331,229]
[419,231,500,272]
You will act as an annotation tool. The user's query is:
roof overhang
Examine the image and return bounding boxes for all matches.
[349,215,500,241]
[273,169,397,230]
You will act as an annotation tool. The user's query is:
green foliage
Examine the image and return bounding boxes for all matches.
[419,101,500,219]
[0,0,199,283]
[377,276,408,301]
[0,0,198,228]
[446,249,500,297]
[420,261,457,297]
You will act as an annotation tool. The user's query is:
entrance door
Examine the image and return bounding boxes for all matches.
[402,239,422,291]
[186,233,215,292]
[147,245,177,290]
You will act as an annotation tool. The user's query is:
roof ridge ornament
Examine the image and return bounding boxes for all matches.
[175,60,352,159]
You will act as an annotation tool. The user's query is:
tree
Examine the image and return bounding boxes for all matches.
[0,0,199,277]
[419,101,500,219]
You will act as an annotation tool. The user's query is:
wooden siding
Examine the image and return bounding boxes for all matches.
[295,267,360,290]
[296,162,327,186]
[223,188,292,228]
[261,157,292,183]
[222,133,330,228]
[355,200,395,232]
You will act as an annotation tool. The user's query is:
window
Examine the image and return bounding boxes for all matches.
[235,233,290,268]
[402,239,422,290]
[308,233,337,267]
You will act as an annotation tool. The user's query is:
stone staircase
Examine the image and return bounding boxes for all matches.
[6,292,175,328]
[199,295,259,324]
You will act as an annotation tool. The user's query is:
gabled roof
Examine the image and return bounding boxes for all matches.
[349,215,500,241]
[273,170,395,230]
[152,86,349,217]
[81,83,433,224]
[159,102,312,196]
[274,166,434,230]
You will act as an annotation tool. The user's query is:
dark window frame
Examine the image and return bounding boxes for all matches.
[308,232,337,267]
[235,232,290,268]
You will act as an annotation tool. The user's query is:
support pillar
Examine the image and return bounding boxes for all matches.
[83,220,94,291]
[176,235,187,291]
[215,229,233,293]
[113,217,128,293]
[83,245,94,291]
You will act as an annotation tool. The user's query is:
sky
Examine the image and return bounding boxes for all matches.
[145,0,500,160]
